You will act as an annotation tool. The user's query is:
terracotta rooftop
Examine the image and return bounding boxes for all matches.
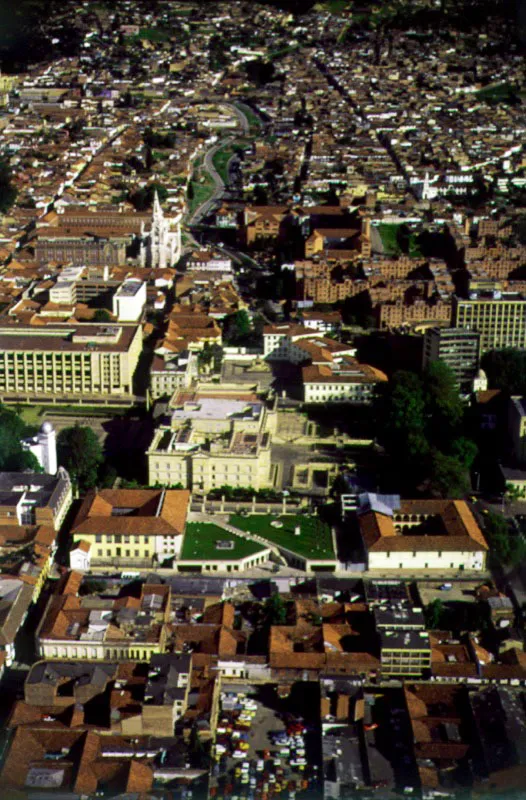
[72,488,190,539]
[359,500,488,553]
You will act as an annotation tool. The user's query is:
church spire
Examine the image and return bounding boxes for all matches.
[153,189,163,221]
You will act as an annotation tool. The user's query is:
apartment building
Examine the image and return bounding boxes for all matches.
[422,326,481,391]
[264,323,385,404]
[36,579,170,662]
[0,469,72,530]
[303,361,387,405]
[452,292,526,352]
[379,630,431,677]
[0,323,143,403]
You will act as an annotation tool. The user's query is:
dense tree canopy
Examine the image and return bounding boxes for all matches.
[377,361,477,497]
[484,510,526,567]
[92,308,112,322]
[222,310,253,346]
[128,183,168,211]
[0,404,41,472]
[0,158,17,214]
[481,349,526,396]
[57,425,103,491]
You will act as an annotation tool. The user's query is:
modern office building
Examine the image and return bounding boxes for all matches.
[452,292,526,352]
[379,630,431,677]
[422,326,480,390]
[112,279,147,322]
[0,323,143,404]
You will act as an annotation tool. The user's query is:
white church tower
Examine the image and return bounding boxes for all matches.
[140,190,182,269]
[21,421,57,475]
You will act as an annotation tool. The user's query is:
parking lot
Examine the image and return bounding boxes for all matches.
[416,580,483,607]
[210,683,321,799]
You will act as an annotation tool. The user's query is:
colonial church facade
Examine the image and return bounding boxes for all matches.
[140,192,182,269]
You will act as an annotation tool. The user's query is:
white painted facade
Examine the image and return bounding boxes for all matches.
[303,380,376,404]
[21,421,58,474]
[140,191,182,269]
[112,279,147,322]
[70,544,91,572]
[177,547,271,573]
[154,533,183,563]
[369,549,485,571]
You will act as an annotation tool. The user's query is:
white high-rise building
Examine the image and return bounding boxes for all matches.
[21,421,57,475]
[113,278,147,322]
[140,191,182,269]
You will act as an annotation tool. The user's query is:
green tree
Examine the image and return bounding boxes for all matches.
[128,183,168,211]
[6,449,42,472]
[382,371,428,460]
[0,404,40,472]
[428,450,469,498]
[484,510,526,567]
[423,360,464,444]
[93,308,112,322]
[264,594,287,626]
[480,349,526,395]
[451,436,478,470]
[57,425,103,491]
[425,599,445,629]
[0,158,17,213]
[223,309,252,345]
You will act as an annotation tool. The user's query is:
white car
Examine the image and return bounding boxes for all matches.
[232,751,245,759]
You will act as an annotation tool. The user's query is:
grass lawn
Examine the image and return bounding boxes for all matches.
[267,43,301,60]
[187,172,216,217]
[316,0,350,12]
[229,514,334,559]
[181,522,267,561]
[408,232,423,258]
[377,223,402,256]
[476,82,519,105]
[19,406,44,426]
[42,405,129,416]
[212,146,235,184]
[126,28,171,43]
[233,102,262,133]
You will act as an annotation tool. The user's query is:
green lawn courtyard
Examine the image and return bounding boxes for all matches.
[181,522,267,561]
[228,514,335,560]
[377,223,403,256]
[212,146,236,184]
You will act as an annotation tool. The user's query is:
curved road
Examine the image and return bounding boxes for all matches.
[188,135,235,225]
[186,102,250,226]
